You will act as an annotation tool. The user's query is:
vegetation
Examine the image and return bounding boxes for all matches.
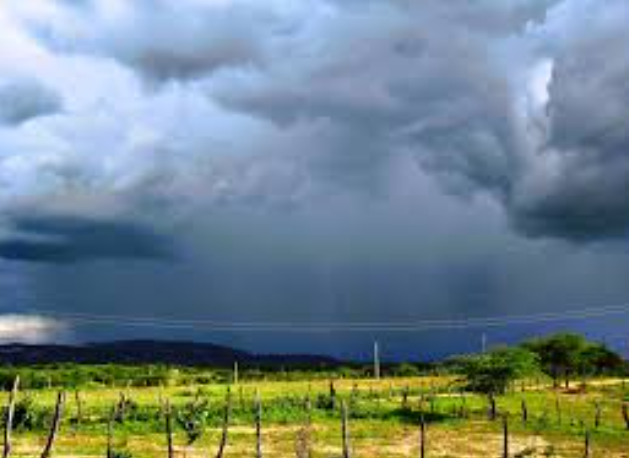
[455,347,540,394]
[0,332,626,457]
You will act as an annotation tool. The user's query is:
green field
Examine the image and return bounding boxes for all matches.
[2,374,627,458]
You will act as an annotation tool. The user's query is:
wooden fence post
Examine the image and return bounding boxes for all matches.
[502,415,509,458]
[295,395,312,458]
[215,387,232,458]
[3,375,20,458]
[584,429,591,458]
[622,402,629,430]
[74,390,83,429]
[488,394,497,421]
[255,390,263,458]
[341,401,351,458]
[164,400,174,458]
[40,391,66,458]
[106,405,116,458]
[594,402,601,429]
[419,414,426,458]
[521,399,528,423]
[402,385,410,409]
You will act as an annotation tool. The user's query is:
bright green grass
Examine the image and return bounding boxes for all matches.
[2,376,627,457]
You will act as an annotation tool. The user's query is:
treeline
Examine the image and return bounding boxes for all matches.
[0,363,435,391]
[452,333,627,394]
[0,333,625,391]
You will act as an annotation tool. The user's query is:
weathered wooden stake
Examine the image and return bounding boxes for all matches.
[164,400,174,458]
[106,405,116,458]
[622,402,629,430]
[40,391,66,458]
[295,396,312,458]
[341,401,351,458]
[419,414,426,458]
[329,380,337,410]
[488,394,497,421]
[555,395,562,425]
[594,401,602,429]
[584,429,591,458]
[215,387,232,458]
[233,361,239,385]
[74,390,83,428]
[255,390,263,458]
[502,415,509,458]
[521,399,528,423]
[402,385,410,409]
[3,375,20,458]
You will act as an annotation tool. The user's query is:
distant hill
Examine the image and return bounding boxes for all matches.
[0,340,340,368]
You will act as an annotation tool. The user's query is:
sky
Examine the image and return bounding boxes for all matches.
[0,0,629,360]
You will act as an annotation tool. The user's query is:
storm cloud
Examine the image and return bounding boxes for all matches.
[0,78,61,125]
[0,0,628,356]
[0,215,174,263]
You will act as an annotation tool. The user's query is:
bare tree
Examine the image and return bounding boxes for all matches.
[3,375,20,458]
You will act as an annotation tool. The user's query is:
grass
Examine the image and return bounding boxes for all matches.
[2,376,628,457]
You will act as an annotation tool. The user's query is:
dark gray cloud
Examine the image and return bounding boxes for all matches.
[2,0,629,356]
[0,78,62,125]
[0,215,174,263]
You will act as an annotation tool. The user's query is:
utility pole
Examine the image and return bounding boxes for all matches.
[233,361,239,385]
[374,341,381,380]
[481,333,487,354]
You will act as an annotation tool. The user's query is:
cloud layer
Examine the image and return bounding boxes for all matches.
[0,0,628,355]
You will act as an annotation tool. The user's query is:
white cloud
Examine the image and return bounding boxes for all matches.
[0,314,69,343]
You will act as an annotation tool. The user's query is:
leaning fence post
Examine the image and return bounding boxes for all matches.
[3,375,20,458]
[40,391,66,458]
[215,387,232,458]
[341,400,351,458]
[255,389,263,458]
[164,400,174,458]
[584,429,591,458]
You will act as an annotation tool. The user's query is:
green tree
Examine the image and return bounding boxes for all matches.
[456,347,539,395]
[524,333,624,387]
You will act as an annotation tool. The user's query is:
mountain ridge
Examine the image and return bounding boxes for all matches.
[0,340,341,367]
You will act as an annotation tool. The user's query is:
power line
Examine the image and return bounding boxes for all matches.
[27,302,629,333]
